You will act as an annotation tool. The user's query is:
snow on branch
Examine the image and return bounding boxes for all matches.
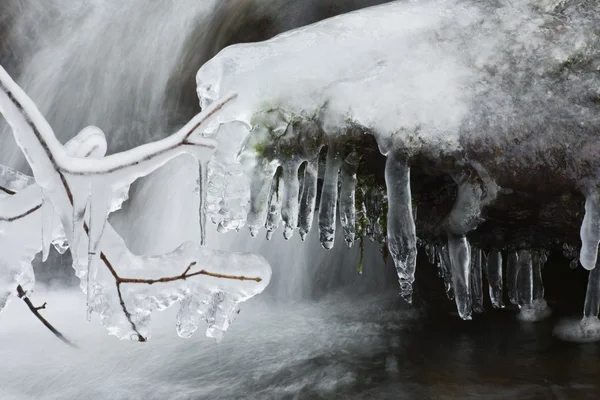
[0,65,271,342]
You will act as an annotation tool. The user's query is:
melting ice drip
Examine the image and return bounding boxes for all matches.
[195,0,600,329]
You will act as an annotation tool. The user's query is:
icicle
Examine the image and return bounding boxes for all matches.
[265,168,283,240]
[339,152,360,248]
[298,159,318,241]
[532,250,545,301]
[437,245,454,300]
[516,250,533,307]
[506,250,519,305]
[385,149,417,303]
[448,233,472,320]
[40,192,54,262]
[297,162,306,203]
[580,190,600,270]
[247,160,277,237]
[584,263,600,320]
[86,183,111,321]
[486,250,504,309]
[198,160,208,246]
[471,247,484,313]
[318,145,342,249]
[280,161,302,240]
[70,180,90,258]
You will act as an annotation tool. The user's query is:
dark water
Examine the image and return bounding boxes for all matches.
[1,280,599,400]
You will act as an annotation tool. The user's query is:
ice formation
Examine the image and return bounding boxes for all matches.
[0,65,271,341]
[189,0,600,324]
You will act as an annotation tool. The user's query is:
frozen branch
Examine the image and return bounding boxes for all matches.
[16,285,77,348]
[0,64,271,342]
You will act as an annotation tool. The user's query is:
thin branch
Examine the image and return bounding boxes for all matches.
[0,203,43,222]
[117,261,263,285]
[0,185,16,195]
[16,285,77,348]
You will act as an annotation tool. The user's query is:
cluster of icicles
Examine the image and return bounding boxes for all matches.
[424,245,551,321]
[206,116,600,335]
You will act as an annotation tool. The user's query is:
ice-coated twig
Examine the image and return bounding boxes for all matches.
[16,285,77,348]
[385,149,417,303]
[0,65,270,342]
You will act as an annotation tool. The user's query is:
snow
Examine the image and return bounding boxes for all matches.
[0,65,271,341]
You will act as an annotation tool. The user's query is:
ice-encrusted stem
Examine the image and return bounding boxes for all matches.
[506,250,519,305]
[584,262,600,319]
[265,168,283,240]
[448,233,472,320]
[339,152,360,248]
[471,247,484,313]
[486,250,504,309]
[318,145,342,249]
[385,149,417,303]
[247,159,277,237]
[516,250,533,307]
[280,161,302,239]
[298,159,318,240]
[580,189,600,270]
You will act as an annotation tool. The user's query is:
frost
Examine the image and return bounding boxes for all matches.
[0,65,271,341]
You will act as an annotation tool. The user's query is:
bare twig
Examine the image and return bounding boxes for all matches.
[0,202,43,222]
[0,185,16,195]
[16,285,77,348]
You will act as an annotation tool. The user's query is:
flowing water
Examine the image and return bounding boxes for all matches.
[1,1,600,399]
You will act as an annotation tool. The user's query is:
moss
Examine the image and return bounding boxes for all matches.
[357,237,365,275]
